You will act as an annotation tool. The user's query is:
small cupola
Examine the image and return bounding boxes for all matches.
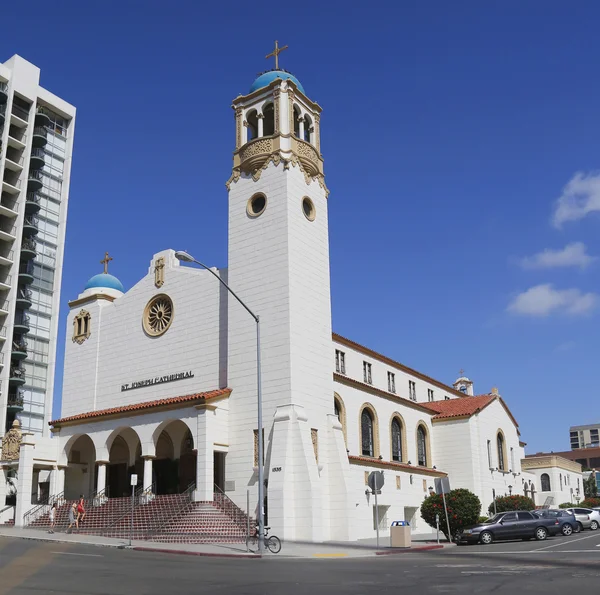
[80,252,124,299]
[453,370,474,396]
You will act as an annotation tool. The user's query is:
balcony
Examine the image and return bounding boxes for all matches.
[25,192,41,215]
[18,263,34,285]
[0,194,18,219]
[27,169,43,192]
[9,365,26,386]
[1,175,21,196]
[0,250,13,267]
[13,312,30,334]
[20,238,37,260]
[4,151,24,173]
[0,274,12,291]
[7,126,26,150]
[35,106,52,127]
[22,216,39,237]
[11,103,30,126]
[11,339,27,360]
[32,126,47,148]
[0,223,17,242]
[0,300,9,316]
[29,147,45,170]
[16,288,32,309]
[0,102,6,126]
[0,82,7,105]
[7,390,24,413]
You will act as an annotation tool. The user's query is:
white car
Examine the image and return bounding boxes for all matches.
[564,508,600,531]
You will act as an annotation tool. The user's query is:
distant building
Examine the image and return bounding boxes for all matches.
[570,424,600,450]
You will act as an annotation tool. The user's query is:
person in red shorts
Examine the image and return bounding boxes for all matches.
[77,495,86,528]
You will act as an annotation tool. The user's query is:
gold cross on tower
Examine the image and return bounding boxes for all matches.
[100,251,113,274]
[266,40,288,70]
[459,368,465,377]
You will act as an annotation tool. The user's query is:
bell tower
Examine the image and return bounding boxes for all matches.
[226,45,334,541]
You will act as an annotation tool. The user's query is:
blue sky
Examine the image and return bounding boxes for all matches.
[3,1,599,453]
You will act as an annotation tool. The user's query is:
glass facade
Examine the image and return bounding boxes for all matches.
[19,109,69,433]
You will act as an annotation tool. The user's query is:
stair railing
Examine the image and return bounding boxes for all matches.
[23,491,65,527]
[92,486,109,508]
[139,482,156,505]
[213,483,255,534]
[145,482,196,540]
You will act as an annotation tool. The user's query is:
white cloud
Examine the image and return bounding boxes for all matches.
[553,171,600,228]
[507,284,598,317]
[519,242,596,270]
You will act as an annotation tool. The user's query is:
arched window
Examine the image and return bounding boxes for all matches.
[391,418,403,462]
[333,393,347,445]
[263,103,275,136]
[303,114,313,143]
[361,409,374,457]
[293,105,301,137]
[541,473,551,492]
[497,432,506,471]
[246,109,258,141]
[417,425,428,467]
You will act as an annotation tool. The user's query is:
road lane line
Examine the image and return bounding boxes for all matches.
[51,551,103,557]
[534,533,600,551]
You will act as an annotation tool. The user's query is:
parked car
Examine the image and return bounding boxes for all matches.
[457,511,561,545]
[532,509,579,536]
[564,508,600,531]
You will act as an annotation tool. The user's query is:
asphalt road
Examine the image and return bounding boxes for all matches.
[0,532,599,594]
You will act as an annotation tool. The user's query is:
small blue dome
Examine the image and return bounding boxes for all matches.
[249,70,305,94]
[84,273,124,292]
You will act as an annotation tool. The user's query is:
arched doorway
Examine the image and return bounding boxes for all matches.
[107,428,142,498]
[153,420,196,495]
[64,434,96,500]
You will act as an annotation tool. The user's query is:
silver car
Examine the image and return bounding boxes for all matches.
[564,508,600,531]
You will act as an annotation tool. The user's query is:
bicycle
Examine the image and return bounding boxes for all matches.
[246,526,282,554]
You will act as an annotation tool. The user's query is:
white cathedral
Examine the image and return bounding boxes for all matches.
[0,61,584,541]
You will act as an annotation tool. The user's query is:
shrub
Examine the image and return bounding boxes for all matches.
[559,502,575,509]
[584,475,598,498]
[421,488,481,539]
[478,516,489,523]
[488,495,535,514]
[581,497,600,509]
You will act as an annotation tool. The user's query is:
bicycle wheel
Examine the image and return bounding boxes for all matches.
[267,535,281,554]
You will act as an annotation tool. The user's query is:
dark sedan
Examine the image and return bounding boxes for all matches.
[532,509,580,536]
[458,511,561,545]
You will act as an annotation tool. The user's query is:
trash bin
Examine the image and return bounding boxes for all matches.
[390,520,411,548]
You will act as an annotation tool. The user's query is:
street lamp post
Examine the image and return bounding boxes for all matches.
[175,251,265,554]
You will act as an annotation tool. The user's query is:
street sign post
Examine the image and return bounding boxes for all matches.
[367,471,385,549]
[129,474,138,546]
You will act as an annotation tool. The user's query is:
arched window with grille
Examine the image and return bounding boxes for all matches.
[497,432,506,471]
[361,409,374,457]
[541,473,551,492]
[391,417,403,462]
[417,425,428,467]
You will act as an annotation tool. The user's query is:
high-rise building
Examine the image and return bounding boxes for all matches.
[570,423,600,450]
[0,55,76,436]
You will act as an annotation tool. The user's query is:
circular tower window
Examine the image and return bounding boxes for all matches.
[302,197,316,221]
[247,193,267,218]
[143,294,174,337]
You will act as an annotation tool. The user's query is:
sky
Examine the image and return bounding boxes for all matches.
[2,1,599,453]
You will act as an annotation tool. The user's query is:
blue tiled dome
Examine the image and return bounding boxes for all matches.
[249,70,305,94]
[84,273,124,292]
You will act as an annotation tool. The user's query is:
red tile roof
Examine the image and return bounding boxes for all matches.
[421,395,497,420]
[50,388,231,427]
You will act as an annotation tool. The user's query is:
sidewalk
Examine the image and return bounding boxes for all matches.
[0,527,451,559]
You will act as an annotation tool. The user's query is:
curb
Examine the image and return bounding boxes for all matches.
[132,546,261,559]
[375,545,445,555]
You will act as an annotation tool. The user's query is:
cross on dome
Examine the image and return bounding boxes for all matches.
[100,251,113,274]
[265,40,288,70]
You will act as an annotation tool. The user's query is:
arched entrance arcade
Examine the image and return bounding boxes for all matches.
[106,427,142,498]
[152,420,197,495]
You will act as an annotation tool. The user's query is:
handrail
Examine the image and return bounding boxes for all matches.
[23,491,64,526]
[145,482,196,539]
[214,483,254,533]
[7,393,23,407]
[26,192,40,204]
